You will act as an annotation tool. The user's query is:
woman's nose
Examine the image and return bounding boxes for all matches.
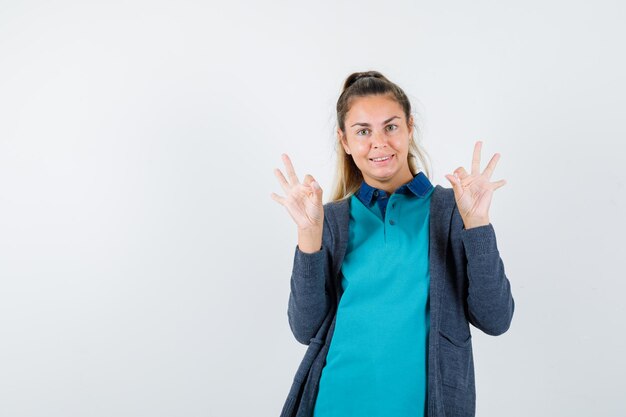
[372,130,387,148]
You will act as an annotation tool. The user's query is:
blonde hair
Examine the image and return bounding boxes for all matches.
[329,71,431,202]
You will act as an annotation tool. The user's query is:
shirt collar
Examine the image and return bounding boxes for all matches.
[355,171,433,207]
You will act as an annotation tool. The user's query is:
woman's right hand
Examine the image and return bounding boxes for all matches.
[271,153,324,233]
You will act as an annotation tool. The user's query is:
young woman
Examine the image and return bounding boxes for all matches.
[271,71,514,417]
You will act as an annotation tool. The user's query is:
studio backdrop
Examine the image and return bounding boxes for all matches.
[0,1,624,416]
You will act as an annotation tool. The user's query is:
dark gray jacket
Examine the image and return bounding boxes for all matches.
[280,185,515,417]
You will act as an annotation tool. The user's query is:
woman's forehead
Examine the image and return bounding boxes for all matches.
[346,95,405,123]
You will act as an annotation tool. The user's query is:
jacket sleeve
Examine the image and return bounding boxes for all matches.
[287,215,333,345]
[461,223,515,336]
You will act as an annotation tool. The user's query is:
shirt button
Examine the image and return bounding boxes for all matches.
[389,219,396,225]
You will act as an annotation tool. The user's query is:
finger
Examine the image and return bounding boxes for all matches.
[274,168,290,193]
[482,153,501,179]
[471,141,482,176]
[304,175,323,201]
[445,173,463,195]
[282,153,300,185]
[270,192,286,205]
[492,179,507,190]
[454,167,469,180]
[311,180,323,202]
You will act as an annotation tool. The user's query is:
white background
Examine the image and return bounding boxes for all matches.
[1,1,625,416]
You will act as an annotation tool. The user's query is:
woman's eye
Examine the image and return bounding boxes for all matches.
[356,129,369,136]
[386,124,398,132]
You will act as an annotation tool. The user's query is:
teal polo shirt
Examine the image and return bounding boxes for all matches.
[313,172,434,417]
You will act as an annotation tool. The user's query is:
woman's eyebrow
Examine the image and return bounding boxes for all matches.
[350,116,401,127]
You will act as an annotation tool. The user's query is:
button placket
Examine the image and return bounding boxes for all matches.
[388,196,396,226]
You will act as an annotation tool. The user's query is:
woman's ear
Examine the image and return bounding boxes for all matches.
[408,115,414,138]
[338,129,351,155]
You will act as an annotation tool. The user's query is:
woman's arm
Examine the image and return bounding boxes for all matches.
[287,229,332,344]
[271,153,331,345]
[462,224,515,335]
[445,141,514,335]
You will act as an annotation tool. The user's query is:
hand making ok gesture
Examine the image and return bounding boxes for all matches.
[445,141,507,229]
[271,153,324,232]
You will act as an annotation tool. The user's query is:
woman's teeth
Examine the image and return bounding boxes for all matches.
[372,156,391,162]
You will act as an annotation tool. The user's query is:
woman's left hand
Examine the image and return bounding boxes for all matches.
[445,141,506,229]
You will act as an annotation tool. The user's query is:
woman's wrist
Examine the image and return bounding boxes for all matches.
[463,217,490,229]
[297,227,323,253]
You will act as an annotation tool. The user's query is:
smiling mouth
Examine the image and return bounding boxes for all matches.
[369,154,394,162]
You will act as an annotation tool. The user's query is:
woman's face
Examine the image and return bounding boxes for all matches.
[339,94,414,193]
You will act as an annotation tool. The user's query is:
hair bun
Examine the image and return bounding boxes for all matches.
[342,71,387,92]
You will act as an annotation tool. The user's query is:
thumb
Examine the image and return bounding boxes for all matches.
[445,174,462,196]
[310,180,323,202]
